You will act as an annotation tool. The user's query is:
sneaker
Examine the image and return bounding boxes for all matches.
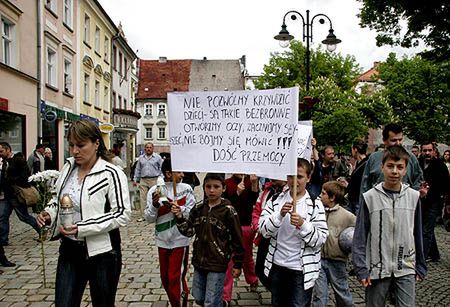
[250,281,258,292]
[137,217,144,222]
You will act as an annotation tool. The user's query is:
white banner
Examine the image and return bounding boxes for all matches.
[168,87,299,180]
[297,120,313,160]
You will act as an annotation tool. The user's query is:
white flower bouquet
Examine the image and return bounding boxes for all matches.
[28,170,60,288]
[29,170,60,213]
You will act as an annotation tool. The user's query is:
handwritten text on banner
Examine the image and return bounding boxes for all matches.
[168,87,299,179]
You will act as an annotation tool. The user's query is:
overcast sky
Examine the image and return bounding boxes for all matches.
[98,0,424,76]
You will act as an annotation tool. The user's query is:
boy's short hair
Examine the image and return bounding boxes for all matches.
[322,181,345,204]
[203,173,226,187]
[382,145,410,165]
[382,123,402,141]
[297,158,312,176]
[161,158,172,176]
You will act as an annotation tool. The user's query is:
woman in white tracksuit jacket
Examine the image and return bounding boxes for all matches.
[37,120,131,307]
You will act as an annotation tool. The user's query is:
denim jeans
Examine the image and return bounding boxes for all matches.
[0,197,40,245]
[192,268,226,307]
[366,274,415,307]
[270,264,313,307]
[55,238,122,307]
[312,259,354,307]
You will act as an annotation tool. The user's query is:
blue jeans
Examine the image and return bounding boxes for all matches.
[192,268,225,307]
[366,274,415,307]
[0,197,40,245]
[312,259,354,307]
[55,238,122,307]
[270,264,313,307]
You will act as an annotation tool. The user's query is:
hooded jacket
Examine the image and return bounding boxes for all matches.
[352,183,427,281]
[45,157,131,257]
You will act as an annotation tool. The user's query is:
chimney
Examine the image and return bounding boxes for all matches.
[159,57,167,63]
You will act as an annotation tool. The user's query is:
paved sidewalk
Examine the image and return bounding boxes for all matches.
[0,208,449,306]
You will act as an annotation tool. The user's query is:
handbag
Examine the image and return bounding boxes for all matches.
[13,185,40,206]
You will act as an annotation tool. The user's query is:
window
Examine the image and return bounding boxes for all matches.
[158,127,166,139]
[47,47,57,87]
[63,59,72,93]
[118,52,122,75]
[118,95,122,109]
[84,73,90,102]
[104,36,109,62]
[124,98,127,110]
[104,86,109,109]
[46,0,57,13]
[95,80,100,107]
[124,58,128,79]
[158,104,166,117]
[94,26,100,53]
[1,18,14,66]
[144,104,153,116]
[145,127,153,139]
[63,0,73,27]
[112,45,116,70]
[84,14,90,44]
[112,91,116,108]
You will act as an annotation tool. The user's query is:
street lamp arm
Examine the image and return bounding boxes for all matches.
[311,13,335,30]
[282,10,306,27]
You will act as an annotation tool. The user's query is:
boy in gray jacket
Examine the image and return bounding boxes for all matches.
[352,145,427,307]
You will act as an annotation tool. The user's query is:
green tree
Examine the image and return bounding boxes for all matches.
[378,53,450,144]
[358,0,450,60]
[253,41,361,93]
[254,42,394,149]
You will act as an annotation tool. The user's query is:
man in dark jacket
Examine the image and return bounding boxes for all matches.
[0,142,40,247]
[419,142,449,262]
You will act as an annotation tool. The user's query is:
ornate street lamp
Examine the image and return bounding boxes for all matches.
[274,10,341,92]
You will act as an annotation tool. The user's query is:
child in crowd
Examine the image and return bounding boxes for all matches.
[223,174,259,304]
[312,181,355,307]
[144,159,195,307]
[251,178,287,290]
[352,145,427,307]
[259,158,328,307]
[172,173,244,306]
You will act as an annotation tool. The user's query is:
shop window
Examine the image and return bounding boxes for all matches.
[0,111,25,153]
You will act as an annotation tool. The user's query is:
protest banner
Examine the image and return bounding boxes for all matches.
[297,120,313,160]
[168,87,299,180]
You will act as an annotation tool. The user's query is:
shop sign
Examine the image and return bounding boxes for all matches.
[0,97,8,111]
[99,123,114,133]
[113,114,138,129]
[44,110,57,122]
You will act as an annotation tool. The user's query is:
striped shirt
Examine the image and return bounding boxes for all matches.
[259,190,328,289]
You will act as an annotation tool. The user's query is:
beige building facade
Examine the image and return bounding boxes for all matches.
[0,0,38,156]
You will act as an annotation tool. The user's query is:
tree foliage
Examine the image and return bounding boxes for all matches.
[358,0,450,60]
[254,42,394,150]
[253,41,361,93]
[378,53,450,144]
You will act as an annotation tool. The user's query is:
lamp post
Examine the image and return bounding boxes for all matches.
[274,10,341,92]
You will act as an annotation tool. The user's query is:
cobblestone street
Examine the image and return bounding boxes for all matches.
[0,205,449,306]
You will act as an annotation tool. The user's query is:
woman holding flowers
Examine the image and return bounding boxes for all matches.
[36,120,131,307]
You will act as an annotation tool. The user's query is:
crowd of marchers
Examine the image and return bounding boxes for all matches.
[0,120,449,307]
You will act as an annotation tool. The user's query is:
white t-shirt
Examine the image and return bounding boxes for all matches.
[273,192,309,271]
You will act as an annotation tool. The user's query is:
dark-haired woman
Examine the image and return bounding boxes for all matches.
[37,120,131,306]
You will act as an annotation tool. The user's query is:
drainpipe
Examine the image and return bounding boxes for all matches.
[36,0,42,143]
